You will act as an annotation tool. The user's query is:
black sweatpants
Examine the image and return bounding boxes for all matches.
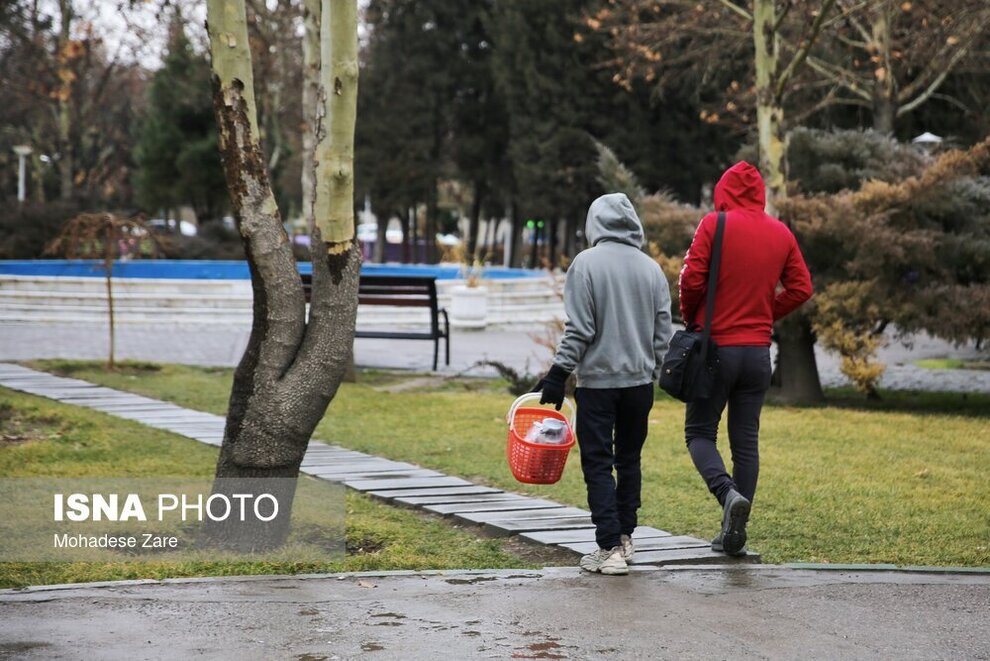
[685,346,771,506]
[574,383,654,550]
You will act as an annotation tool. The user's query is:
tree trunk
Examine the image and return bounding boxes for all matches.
[300,0,320,234]
[509,203,523,268]
[467,180,484,258]
[206,0,360,551]
[411,205,420,262]
[486,215,497,258]
[871,4,897,135]
[104,257,115,370]
[401,207,411,263]
[374,214,387,263]
[426,183,438,264]
[770,312,825,404]
[56,0,74,202]
[547,218,557,269]
[312,0,359,247]
[753,0,786,215]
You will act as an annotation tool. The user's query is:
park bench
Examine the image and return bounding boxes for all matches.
[301,273,450,371]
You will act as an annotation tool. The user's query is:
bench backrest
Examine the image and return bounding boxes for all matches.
[301,273,440,327]
[357,275,438,309]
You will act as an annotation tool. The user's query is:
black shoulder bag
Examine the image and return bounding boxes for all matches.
[658,211,726,402]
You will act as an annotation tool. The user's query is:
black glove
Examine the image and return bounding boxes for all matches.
[532,364,570,411]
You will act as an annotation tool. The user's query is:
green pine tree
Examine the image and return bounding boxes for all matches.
[134,13,227,223]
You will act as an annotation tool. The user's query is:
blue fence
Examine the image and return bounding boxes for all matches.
[0,260,546,281]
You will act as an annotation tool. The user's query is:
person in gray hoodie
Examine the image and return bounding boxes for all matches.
[536,192,673,576]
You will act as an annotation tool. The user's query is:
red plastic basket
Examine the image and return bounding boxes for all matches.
[505,394,576,484]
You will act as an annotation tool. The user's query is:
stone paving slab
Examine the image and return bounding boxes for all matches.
[518,528,608,545]
[562,535,710,555]
[424,498,564,515]
[147,424,225,432]
[484,517,596,535]
[86,401,199,410]
[303,462,436,475]
[302,460,420,472]
[0,363,758,567]
[394,493,528,506]
[343,476,474,491]
[452,507,589,524]
[314,469,444,482]
[629,548,759,565]
[367,485,504,500]
[519,526,671,546]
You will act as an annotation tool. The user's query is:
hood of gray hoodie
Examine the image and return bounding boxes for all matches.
[585,193,644,248]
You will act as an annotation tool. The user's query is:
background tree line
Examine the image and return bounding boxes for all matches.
[1,0,988,403]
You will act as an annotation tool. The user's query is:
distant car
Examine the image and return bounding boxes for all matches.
[146,219,197,236]
[436,233,462,246]
[357,223,404,244]
[357,223,377,242]
[147,218,168,233]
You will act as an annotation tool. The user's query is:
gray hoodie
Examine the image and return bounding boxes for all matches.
[553,193,673,388]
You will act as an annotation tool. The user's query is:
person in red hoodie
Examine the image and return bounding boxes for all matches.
[678,161,813,556]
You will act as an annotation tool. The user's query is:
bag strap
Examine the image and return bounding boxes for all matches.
[701,211,727,345]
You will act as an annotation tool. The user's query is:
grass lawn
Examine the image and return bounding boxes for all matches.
[14,360,990,570]
[0,386,551,589]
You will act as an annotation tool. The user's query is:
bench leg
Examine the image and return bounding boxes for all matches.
[440,309,450,367]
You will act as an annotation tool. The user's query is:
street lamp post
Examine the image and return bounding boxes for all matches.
[13,145,33,204]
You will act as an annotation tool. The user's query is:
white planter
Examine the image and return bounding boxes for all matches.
[450,285,488,330]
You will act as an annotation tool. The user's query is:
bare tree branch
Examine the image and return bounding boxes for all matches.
[834,0,873,43]
[804,54,872,101]
[775,0,838,100]
[772,0,793,34]
[717,0,752,23]
[897,12,990,111]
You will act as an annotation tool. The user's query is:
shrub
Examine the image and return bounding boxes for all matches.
[787,127,927,194]
[0,201,81,258]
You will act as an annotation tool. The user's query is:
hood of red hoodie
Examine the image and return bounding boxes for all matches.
[714,161,766,212]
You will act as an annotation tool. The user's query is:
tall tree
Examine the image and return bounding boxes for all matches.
[447,1,510,259]
[782,133,990,396]
[206,0,360,547]
[593,0,836,213]
[243,0,306,218]
[488,0,606,267]
[135,14,227,222]
[1,0,148,207]
[799,1,990,135]
[356,0,462,264]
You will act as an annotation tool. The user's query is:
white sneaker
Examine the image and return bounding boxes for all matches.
[580,546,628,575]
[620,534,635,561]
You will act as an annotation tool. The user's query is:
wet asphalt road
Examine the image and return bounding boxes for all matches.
[2,566,988,660]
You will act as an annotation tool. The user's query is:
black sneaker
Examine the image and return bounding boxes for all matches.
[719,490,751,556]
[711,531,746,556]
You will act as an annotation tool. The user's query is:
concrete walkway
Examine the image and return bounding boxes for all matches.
[1,320,989,392]
[2,566,988,659]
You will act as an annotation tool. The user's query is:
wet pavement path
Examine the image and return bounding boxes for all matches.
[1,566,988,660]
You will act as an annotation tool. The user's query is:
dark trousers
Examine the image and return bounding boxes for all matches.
[685,346,771,506]
[575,383,654,550]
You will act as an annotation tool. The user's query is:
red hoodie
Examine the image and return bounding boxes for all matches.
[678,161,813,346]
